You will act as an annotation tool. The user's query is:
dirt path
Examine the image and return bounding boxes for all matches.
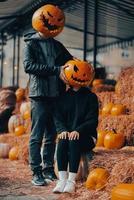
[0,159,109,200]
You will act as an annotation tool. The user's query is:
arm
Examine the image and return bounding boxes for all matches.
[23,42,60,77]
[75,94,99,138]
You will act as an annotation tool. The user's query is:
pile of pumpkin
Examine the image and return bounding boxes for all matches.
[0,87,31,162]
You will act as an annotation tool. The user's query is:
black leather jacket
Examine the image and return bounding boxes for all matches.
[23,32,73,97]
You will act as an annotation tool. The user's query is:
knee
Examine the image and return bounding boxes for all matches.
[58,139,68,146]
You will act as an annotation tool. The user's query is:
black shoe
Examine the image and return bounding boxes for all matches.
[43,171,57,182]
[32,170,47,186]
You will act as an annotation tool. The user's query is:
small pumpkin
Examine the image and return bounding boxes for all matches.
[9,146,19,160]
[14,125,25,136]
[8,114,24,133]
[96,130,108,147]
[111,104,126,116]
[101,102,114,115]
[0,143,11,158]
[111,184,134,200]
[104,129,125,149]
[64,60,94,87]
[32,4,65,38]
[85,168,109,190]
[15,88,25,102]
[23,110,31,120]
[92,79,104,87]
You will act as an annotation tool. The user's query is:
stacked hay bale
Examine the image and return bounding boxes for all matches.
[96,67,134,145]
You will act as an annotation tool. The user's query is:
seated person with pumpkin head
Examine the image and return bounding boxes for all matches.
[53,60,99,193]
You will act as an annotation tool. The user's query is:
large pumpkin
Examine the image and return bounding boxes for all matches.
[111,184,134,200]
[8,114,24,133]
[9,146,19,161]
[64,60,94,87]
[32,4,65,38]
[85,168,109,190]
[0,143,11,158]
[104,130,125,149]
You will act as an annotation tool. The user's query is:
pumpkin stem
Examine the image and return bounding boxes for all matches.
[112,129,117,134]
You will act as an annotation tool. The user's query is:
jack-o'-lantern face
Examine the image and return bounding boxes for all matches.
[64,60,94,87]
[32,4,65,38]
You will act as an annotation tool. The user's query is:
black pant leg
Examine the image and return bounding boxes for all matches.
[42,108,57,172]
[57,139,69,171]
[29,98,47,172]
[68,140,81,173]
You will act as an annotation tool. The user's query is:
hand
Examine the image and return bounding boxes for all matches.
[58,131,69,140]
[68,131,79,140]
[59,65,69,84]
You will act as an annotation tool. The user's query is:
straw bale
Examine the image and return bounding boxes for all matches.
[117,67,134,97]
[0,133,29,163]
[98,115,134,144]
[106,157,134,191]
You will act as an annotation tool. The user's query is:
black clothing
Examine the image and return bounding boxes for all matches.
[54,87,98,173]
[23,32,73,97]
[54,87,99,140]
[57,138,95,173]
[23,32,73,173]
[29,97,57,171]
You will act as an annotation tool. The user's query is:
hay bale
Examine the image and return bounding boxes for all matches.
[98,115,134,145]
[106,158,134,191]
[0,133,29,163]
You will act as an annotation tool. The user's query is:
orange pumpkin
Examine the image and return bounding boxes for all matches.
[8,114,24,133]
[92,79,104,87]
[32,4,65,38]
[85,168,109,190]
[14,125,25,136]
[111,104,126,116]
[23,110,31,120]
[64,60,94,87]
[9,146,19,160]
[96,130,108,147]
[15,88,25,102]
[101,102,114,115]
[0,143,11,158]
[104,130,125,149]
[111,184,134,200]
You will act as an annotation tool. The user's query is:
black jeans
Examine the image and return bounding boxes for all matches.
[57,136,95,173]
[29,97,57,172]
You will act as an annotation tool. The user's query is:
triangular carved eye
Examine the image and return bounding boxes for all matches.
[74,65,79,72]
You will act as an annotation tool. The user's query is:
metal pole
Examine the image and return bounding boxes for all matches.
[83,0,88,61]
[16,34,20,86]
[12,35,16,86]
[0,32,4,87]
[93,0,98,69]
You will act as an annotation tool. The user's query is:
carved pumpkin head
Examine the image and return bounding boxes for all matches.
[64,60,94,87]
[32,4,65,38]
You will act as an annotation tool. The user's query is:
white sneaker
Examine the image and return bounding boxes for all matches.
[63,180,76,193]
[53,180,67,193]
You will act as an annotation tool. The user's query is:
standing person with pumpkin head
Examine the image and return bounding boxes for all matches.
[53,60,99,193]
[23,4,73,186]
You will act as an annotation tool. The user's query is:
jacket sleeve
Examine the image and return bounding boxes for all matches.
[75,94,99,138]
[53,100,68,134]
[23,42,60,77]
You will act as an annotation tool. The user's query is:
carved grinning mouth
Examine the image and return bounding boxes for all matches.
[71,75,89,83]
[42,14,59,31]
